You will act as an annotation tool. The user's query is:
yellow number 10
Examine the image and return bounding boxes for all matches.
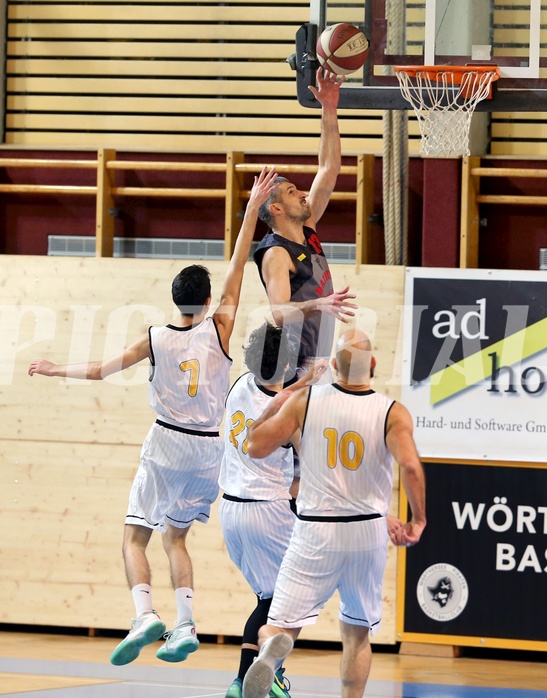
[323,428,364,470]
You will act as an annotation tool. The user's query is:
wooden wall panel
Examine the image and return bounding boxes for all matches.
[0,0,5,142]
[0,132,391,153]
[3,0,547,155]
[0,255,404,644]
[5,114,388,136]
[490,3,547,156]
[4,0,382,154]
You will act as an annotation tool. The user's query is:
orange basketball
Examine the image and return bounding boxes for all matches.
[316,23,369,76]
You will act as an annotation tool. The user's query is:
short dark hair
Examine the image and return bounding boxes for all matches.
[243,322,292,384]
[257,176,289,227]
[171,264,211,316]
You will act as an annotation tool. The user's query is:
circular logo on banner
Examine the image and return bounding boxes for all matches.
[416,563,469,621]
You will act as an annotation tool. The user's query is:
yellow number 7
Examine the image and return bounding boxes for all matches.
[179,359,200,397]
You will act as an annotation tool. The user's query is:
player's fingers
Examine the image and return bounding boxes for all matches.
[337,295,357,304]
[258,169,271,185]
[257,166,274,181]
[334,305,355,316]
[318,68,336,85]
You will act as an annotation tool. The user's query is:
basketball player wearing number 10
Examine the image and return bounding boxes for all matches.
[243,329,427,698]
[28,167,280,667]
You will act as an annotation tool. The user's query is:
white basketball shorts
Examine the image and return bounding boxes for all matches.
[126,421,223,531]
[268,516,388,633]
[219,497,295,598]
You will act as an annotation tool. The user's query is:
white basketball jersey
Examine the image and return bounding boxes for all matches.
[298,383,395,517]
[148,317,232,430]
[219,372,294,500]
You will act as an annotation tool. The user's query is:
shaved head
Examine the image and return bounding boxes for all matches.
[334,329,374,383]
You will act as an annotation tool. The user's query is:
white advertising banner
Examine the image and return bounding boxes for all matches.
[401,268,547,462]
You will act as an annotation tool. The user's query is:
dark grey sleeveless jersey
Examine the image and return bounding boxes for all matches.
[254,226,335,366]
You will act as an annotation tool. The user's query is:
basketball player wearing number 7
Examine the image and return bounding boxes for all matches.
[242,329,426,698]
[28,167,280,667]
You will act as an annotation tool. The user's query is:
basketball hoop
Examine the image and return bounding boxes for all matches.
[394,65,501,158]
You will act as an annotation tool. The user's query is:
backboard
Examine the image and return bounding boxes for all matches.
[295,0,547,110]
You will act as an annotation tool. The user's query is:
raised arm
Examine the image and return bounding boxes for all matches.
[306,68,344,227]
[247,386,309,459]
[214,167,279,351]
[28,333,151,380]
[385,402,427,546]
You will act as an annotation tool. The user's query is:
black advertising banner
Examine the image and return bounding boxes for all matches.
[401,269,547,462]
[400,461,547,648]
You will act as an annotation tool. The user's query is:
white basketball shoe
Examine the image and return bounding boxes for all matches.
[109,610,166,666]
[156,620,200,662]
[242,633,294,698]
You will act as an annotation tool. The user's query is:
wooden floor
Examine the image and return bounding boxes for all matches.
[0,630,546,697]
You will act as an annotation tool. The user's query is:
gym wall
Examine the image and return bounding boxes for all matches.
[3,0,547,156]
[0,256,404,644]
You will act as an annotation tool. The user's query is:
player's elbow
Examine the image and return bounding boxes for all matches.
[246,440,265,459]
[271,308,286,327]
[246,431,268,459]
[400,459,423,480]
[330,162,342,180]
[87,365,105,380]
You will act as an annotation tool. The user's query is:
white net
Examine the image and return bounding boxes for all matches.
[395,68,499,158]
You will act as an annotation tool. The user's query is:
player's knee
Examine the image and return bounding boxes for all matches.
[340,622,370,648]
[122,523,153,557]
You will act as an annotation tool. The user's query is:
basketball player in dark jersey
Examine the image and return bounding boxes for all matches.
[254,68,357,377]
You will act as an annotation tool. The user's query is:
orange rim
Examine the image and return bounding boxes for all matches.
[394,65,501,84]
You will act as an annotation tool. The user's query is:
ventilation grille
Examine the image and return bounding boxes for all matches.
[48,236,226,260]
[541,248,547,270]
[47,236,356,263]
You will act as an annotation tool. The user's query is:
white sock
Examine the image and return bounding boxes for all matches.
[131,583,154,617]
[175,587,194,626]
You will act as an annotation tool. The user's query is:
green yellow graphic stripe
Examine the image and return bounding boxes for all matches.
[429,317,547,405]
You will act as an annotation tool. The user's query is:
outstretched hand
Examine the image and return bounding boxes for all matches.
[247,166,279,211]
[280,360,329,401]
[308,67,345,109]
[317,285,357,321]
[28,359,55,377]
[300,359,329,386]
